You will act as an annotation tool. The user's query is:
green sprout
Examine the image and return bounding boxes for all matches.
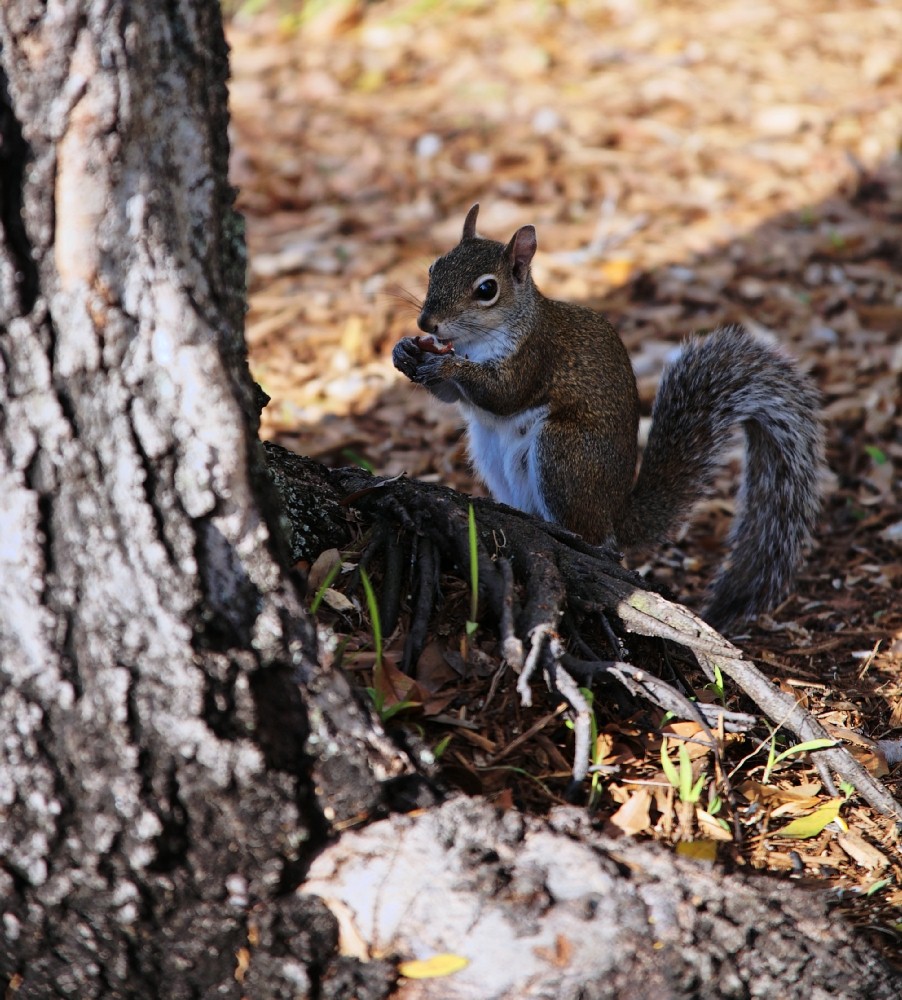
[865,878,892,898]
[359,566,382,668]
[661,738,706,804]
[309,559,342,615]
[704,662,726,703]
[341,448,375,473]
[761,730,836,785]
[365,687,417,723]
[466,503,479,638]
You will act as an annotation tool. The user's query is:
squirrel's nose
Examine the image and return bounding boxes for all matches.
[417,311,438,334]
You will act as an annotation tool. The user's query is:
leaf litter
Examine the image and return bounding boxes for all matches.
[227,0,902,955]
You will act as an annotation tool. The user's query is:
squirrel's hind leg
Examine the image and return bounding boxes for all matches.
[536,420,631,548]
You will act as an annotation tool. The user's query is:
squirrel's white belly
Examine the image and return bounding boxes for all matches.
[461,403,551,520]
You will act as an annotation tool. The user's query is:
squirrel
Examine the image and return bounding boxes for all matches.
[392,204,823,630]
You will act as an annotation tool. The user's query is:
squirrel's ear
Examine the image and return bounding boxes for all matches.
[507,225,537,281]
[462,203,480,240]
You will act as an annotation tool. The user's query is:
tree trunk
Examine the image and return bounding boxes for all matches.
[1,3,899,999]
[0,3,419,996]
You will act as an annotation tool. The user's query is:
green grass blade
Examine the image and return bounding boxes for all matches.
[772,738,837,768]
[661,738,680,790]
[359,566,383,668]
[309,559,342,614]
[678,743,694,802]
[467,503,479,626]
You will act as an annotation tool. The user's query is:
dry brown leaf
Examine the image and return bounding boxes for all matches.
[739,780,823,808]
[373,656,422,708]
[695,810,733,843]
[835,831,890,871]
[321,588,355,614]
[308,548,342,593]
[607,789,653,837]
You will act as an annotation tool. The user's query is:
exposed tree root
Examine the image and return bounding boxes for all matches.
[265,443,902,822]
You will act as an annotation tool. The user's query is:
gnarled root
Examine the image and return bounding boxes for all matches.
[266,443,902,821]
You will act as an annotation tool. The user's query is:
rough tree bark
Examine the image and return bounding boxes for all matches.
[0,3,422,996]
[0,3,899,999]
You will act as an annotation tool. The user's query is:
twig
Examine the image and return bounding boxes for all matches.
[490,703,567,764]
[517,623,553,707]
[498,556,524,669]
[338,470,407,506]
[544,651,592,788]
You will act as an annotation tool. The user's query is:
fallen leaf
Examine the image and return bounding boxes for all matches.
[739,780,822,808]
[676,839,719,862]
[608,788,652,836]
[774,799,842,838]
[695,809,733,842]
[835,831,889,870]
[415,640,459,690]
[308,548,342,593]
[600,259,634,285]
[321,588,355,613]
[234,947,250,984]
[373,656,421,708]
[533,933,573,968]
[399,954,470,979]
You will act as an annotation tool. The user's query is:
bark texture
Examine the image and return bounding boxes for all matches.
[304,797,902,1000]
[0,3,419,997]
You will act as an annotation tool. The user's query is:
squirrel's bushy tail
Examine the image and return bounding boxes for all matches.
[617,325,823,631]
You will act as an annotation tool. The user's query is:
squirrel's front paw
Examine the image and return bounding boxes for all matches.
[392,337,426,380]
[393,336,461,402]
[393,337,451,384]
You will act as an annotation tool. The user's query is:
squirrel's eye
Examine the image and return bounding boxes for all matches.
[473,276,499,305]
